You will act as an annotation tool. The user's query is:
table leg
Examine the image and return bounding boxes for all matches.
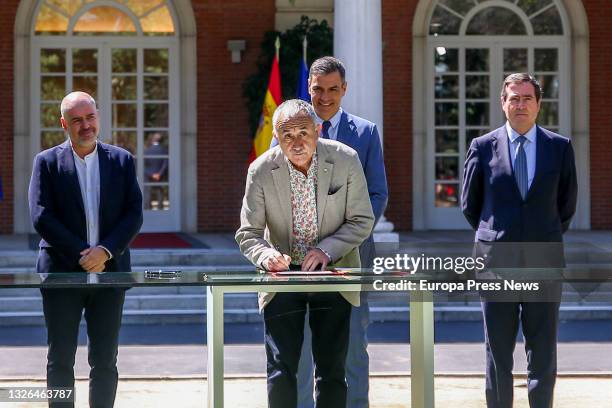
[410,290,435,408]
[207,286,224,407]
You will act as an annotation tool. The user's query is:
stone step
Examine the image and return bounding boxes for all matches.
[0,249,251,269]
[2,269,611,326]
[1,247,611,269]
[4,288,610,312]
[2,293,612,325]
[0,263,255,274]
[0,291,258,312]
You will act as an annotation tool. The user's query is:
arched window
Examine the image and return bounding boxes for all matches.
[35,0,175,35]
[31,0,180,231]
[429,0,563,36]
[424,0,568,228]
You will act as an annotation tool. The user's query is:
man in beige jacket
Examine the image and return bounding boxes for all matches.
[236,99,374,408]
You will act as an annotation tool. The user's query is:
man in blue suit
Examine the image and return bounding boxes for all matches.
[461,74,577,408]
[29,91,143,407]
[272,56,388,408]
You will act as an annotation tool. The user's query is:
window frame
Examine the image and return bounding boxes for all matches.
[30,1,182,231]
[423,0,570,229]
[33,0,177,37]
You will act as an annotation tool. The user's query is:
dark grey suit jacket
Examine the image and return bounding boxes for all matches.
[29,141,143,273]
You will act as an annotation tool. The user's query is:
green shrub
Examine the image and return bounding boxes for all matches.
[243,16,333,135]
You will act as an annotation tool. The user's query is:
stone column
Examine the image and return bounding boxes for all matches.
[334,0,397,241]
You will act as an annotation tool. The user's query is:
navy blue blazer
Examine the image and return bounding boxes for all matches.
[271,110,388,223]
[461,125,577,243]
[29,141,143,273]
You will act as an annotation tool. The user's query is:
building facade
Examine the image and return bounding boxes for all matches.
[0,0,608,234]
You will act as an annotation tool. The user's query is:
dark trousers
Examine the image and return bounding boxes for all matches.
[482,297,560,408]
[41,287,126,408]
[264,292,352,408]
[295,238,375,408]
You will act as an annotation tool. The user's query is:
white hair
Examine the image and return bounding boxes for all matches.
[272,99,317,130]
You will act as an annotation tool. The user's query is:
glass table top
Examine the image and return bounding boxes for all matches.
[0,266,611,289]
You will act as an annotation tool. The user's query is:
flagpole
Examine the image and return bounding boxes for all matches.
[275,36,280,60]
[296,36,310,102]
[249,36,282,162]
[302,36,307,63]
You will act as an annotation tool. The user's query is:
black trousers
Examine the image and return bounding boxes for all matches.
[263,292,352,408]
[41,287,125,408]
[482,290,561,408]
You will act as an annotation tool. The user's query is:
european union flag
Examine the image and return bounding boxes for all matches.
[296,58,310,102]
[0,175,3,201]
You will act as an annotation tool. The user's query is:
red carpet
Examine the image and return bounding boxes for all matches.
[130,233,193,248]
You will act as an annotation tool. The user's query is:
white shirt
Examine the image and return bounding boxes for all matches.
[71,142,100,247]
[316,107,343,141]
[506,121,537,189]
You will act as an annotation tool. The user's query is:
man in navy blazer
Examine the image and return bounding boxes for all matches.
[271,56,388,408]
[461,74,577,408]
[29,92,143,407]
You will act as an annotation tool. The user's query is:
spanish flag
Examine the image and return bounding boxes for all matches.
[249,54,282,162]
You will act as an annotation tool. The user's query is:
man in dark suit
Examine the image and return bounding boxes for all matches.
[271,56,388,408]
[29,91,143,407]
[461,74,577,408]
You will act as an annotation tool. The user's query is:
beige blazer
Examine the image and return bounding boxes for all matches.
[235,139,375,311]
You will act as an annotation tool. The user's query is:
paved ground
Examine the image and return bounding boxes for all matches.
[2,342,612,379]
[2,320,612,378]
[2,323,611,407]
[2,376,611,407]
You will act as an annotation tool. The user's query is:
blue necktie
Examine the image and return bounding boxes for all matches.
[514,135,528,200]
[321,121,331,139]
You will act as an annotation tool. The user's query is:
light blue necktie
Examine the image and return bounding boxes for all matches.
[514,135,528,200]
[321,120,331,139]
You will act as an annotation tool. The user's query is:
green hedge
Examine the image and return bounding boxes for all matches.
[243,16,333,136]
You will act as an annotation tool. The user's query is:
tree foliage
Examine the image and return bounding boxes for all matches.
[243,16,333,136]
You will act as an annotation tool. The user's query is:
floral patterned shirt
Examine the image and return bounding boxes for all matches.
[287,154,319,265]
